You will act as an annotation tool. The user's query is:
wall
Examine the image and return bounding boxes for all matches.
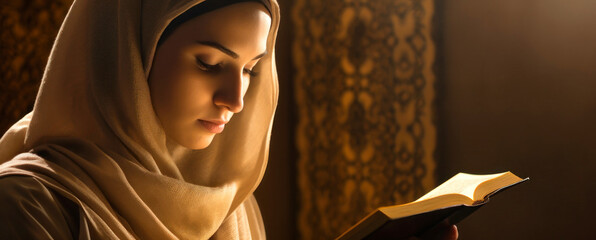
[439,0,596,239]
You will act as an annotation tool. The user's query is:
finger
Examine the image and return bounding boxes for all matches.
[445,225,458,240]
[418,224,458,240]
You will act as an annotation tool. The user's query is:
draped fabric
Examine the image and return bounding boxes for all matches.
[0,0,280,239]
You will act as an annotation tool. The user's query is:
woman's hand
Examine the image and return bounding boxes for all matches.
[410,224,458,240]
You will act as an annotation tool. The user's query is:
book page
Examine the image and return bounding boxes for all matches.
[415,172,510,202]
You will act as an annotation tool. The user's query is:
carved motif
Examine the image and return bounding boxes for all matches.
[293,0,437,238]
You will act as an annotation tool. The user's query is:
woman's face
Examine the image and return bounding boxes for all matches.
[148,2,271,149]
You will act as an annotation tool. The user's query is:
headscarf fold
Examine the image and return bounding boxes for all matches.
[0,0,280,239]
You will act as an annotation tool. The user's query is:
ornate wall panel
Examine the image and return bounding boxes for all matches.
[292,0,437,238]
[0,0,73,132]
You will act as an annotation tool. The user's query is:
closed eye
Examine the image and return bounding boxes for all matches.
[195,57,221,72]
[244,68,259,77]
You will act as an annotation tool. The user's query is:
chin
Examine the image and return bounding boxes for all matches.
[184,135,216,150]
[167,126,217,149]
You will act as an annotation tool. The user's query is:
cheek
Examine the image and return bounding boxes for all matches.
[154,74,213,121]
[149,56,209,124]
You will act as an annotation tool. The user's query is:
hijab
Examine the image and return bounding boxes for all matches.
[0,0,280,239]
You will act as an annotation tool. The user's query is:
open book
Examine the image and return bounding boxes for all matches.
[337,171,528,240]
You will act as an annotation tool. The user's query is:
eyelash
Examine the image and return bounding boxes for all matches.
[244,68,259,78]
[196,57,259,78]
[196,58,221,72]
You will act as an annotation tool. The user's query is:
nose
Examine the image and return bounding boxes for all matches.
[213,72,245,113]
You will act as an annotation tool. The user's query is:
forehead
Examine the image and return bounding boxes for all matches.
[173,2,271,53]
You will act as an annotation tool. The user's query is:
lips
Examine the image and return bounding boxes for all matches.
[198,120,227,134]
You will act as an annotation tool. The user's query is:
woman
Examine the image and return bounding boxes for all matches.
[0,0,277,238]
[0,0,456,239]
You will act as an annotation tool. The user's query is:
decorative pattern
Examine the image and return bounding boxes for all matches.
[292,0,437,238]
[0,0,73,132]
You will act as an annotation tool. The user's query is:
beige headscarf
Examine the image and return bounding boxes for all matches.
[0,0,280,239]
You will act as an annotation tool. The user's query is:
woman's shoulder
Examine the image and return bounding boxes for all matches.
[0,175,79,238]
[0,175,59,203]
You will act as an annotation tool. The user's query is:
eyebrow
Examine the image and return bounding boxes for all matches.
[196,40,267,60]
